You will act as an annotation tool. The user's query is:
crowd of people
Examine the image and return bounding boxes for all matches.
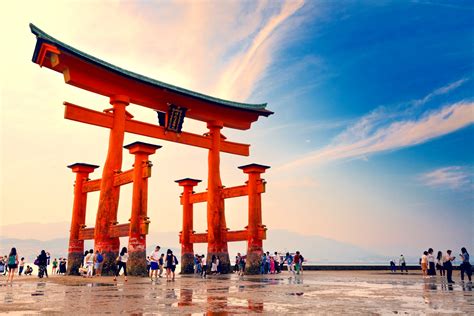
[3,245,471,285]
[420,247,472,284]
[147,246,179,282]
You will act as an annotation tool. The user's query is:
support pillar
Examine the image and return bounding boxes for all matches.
[239,163,270,274]
[175,178,201,274]
[206,121,230,273]
[94,95,129,275]
[125,141,161,276]
[67,163,99,275]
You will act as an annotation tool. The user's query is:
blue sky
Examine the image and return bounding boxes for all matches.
[1,0,472,257]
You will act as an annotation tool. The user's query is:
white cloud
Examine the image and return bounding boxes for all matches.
[420,166,472,190]
[280,101,474,169]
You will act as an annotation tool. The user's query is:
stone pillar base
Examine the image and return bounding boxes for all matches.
[67,252,84,275]
[207,252,231,274]
[128,250,147,276]
[181,253,195,274]
[245,250,263,275]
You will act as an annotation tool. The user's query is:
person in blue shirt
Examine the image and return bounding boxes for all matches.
[285,252,294,274]
[260,253,267,274]
[460,247,472,283]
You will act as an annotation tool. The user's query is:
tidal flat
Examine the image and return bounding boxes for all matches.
[0,271,472,315]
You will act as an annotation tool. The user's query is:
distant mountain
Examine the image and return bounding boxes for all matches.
[1,221,422,264]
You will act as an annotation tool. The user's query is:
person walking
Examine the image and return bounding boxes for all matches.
[7,248,19,283]
[37,250,48,278]
[460,247,472,283]
[260,253,267,274]
[443,250,455,284]
[149,246,161,281]
[274,252,281,274]
[427,248,436,276]
[18,257,25,276]
[436,251,445,277]
[399,254,408,273]
[390,260,396,273]
[114,247,128,282]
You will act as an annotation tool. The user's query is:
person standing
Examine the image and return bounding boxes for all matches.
[260,253,267,274]
[201,255,207,278]
[158,254,165,278]
[294,251,301,275]
[427,248,436,276]
[436,251,445,277]
[421,251,428,277]
[399,254,408,273]
[37,250,48,278]
[460,247,472,283]
[85,249,94,278]
[18,257,25,276]
[390,260,396,273]
[211,255,218,275]
[95,250,104,276]
[443,250,455,284]
[149,246,161,281]
[52,258,58,275]
[274,252,281,274]
[7,248,19,283]
[285,252,294,275]
[114,247,128,282]
[165,249,175,281]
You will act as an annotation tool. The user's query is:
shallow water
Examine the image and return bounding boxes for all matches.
[0,271,472,314]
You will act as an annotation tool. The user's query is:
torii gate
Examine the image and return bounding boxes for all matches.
[30,24,273,275]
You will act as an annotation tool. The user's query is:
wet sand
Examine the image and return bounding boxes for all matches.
[0,271,472,314]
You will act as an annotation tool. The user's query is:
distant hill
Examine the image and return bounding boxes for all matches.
[1,221,423,264]
[0,230,399,264]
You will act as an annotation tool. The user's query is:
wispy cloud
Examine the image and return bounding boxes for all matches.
[412,78,469,107]
[279,77,473,170]
[419,166,472,190]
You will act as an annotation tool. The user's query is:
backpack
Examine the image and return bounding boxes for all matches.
[174,255,179,265]
[8,255,16,265]
[97,253,104,263]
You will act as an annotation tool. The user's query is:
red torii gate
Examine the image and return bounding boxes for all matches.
[30,24,272,275]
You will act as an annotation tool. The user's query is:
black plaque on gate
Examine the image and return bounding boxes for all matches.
[166,104,187,133]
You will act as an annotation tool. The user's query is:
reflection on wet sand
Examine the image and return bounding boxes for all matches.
[1,271,473,314]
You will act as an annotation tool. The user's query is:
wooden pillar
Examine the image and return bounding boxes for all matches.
[94,95,129,275]
[125,141,161,276]
[67,163,99,275]
[175,178,201,274]
[239,163,270,274]
[206,121,230,273]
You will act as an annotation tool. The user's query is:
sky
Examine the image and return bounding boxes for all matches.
[0,0,473,257]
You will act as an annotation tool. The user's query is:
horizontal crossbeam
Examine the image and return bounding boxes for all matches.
[82,167,151,193]
[186,182,265,204]
[188,228,266,243]
[77,222,149,240]
[64,102,250,156]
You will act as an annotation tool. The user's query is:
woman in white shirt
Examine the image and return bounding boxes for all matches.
[114,247,128,282]
[436,251,445,276]
[85,249,94,278]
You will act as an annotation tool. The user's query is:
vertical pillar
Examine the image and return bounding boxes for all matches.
[206,121,230,273]
[66,163,99,275]
[239,163,270,274]
[125,141,161,276]
[175,178,201,274]
[94,95,129,275]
